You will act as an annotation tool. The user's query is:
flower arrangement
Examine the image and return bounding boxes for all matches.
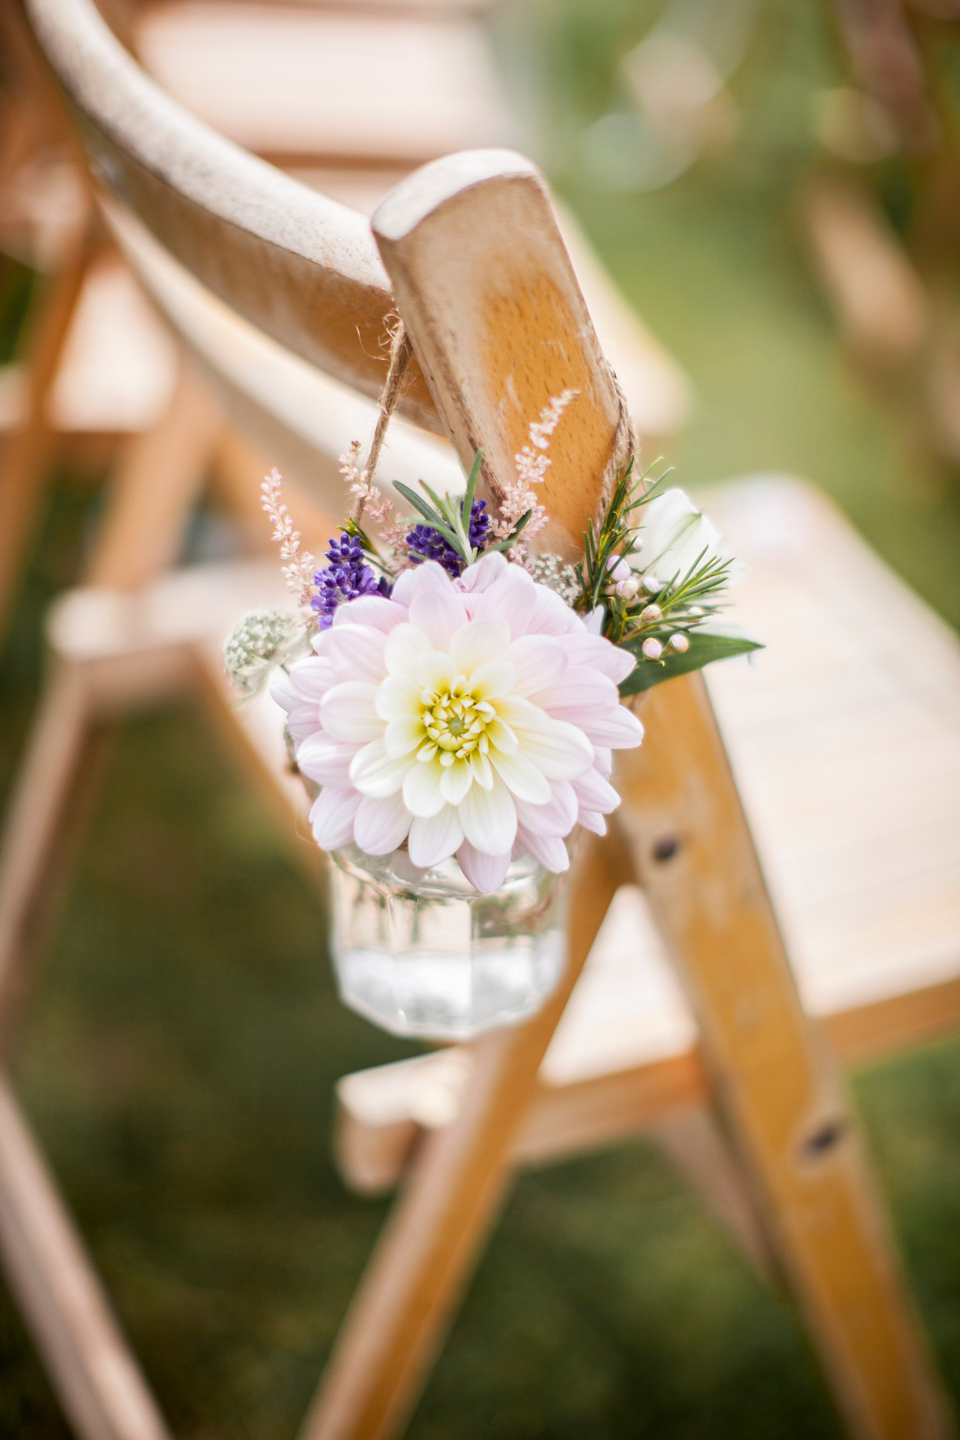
[226,393,759,896]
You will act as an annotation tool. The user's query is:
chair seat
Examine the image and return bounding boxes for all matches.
[544,475,960,1086]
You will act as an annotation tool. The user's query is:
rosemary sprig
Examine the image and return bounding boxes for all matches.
[572,458,762,685]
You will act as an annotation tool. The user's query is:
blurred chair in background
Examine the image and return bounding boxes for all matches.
[801,0,960,478]
[0,0,958,1438]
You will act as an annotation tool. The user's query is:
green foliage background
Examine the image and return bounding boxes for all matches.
[1,2,959,1436]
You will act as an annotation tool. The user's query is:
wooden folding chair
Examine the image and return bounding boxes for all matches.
[2,0,959,1436]
[0,0,689,648]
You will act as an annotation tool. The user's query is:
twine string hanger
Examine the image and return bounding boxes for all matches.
[357,314,638,547]
[352,317,412,523]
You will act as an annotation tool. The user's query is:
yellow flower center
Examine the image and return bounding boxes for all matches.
[418,678,495,766]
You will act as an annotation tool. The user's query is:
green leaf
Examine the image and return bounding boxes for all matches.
[484,510,533,553]
[618,631,764,697]
[392,483,465,556]
[393,481,442,525]
[461,449,483,529]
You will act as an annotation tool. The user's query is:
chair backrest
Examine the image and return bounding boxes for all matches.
[22,0,631,553]
[23,0,441,428]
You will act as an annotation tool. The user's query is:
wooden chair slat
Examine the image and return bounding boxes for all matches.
[372,151,631,559]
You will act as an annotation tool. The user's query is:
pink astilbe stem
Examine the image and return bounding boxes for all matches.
[339,441,410,572]
[494,389,578,555]
[260,467,317,613]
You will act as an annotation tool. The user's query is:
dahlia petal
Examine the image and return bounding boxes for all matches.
[439,759,474,806]
[349,740,410,798]
[488,747,551,804]
[458,552,508,593]
[270,673,297,713]
[456,840,511,894]
[384,623,431,676]
[468,661,517,701]
[577,706,644,749]
[321,682,382,742]
[283,702,325,746]
[391,560,450,605]
[492,693,548,730]
[507,635,566,695]
[384,714,425,758]
[309,787,361,850]
[325,624,387,682]
[469,750,493,789]
[353,791,411,855]
[459,773,517,855]
[332,595,407,632]
[408,805,464,867]
[577,809,607,836]
[513,779,578,838]
[593,746,613,778]
[564,633,637,684]
[515,823,569,873]
[526,585,582,637]
[413,650,457,694]
[530,669,619,719]
[571,767,621,814]
[375,673,422,721]
[402,757,447,817]
[486,717,518,755]
[449,618,511,676]
[296,734,357,786]
[408,590,468,649]
[508,715,594,781]
[474,566,537,638]
[272,674,324,745]
[283,656,335,700]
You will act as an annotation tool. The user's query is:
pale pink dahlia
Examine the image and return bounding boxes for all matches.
[272,553,643,893]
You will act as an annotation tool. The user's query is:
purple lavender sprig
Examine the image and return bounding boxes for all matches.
[406,499,490,578]
[311,532,391,629]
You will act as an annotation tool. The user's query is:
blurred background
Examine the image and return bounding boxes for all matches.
[1,0,960,1436]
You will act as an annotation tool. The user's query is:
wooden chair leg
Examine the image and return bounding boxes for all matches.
[616,674,953,1440]
[85,360,222,590]
[0,215,98,633]
[299,829,632,1440]
[0,368,221,1048]
[0,657,107,1048]
[650,1106,774,1280]
[0,1071,171,1440]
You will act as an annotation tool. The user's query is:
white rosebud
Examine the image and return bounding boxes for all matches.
[618,574,642,599]
[668,632,690,654]
[642,575,662,595]
[641,637,663,660]
[640,603,662,623]
[635,488,742,584]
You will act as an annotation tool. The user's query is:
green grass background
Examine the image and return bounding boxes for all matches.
[1,1,959,1436]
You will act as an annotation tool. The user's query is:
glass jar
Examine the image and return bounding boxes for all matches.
[327,845,567,1041]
